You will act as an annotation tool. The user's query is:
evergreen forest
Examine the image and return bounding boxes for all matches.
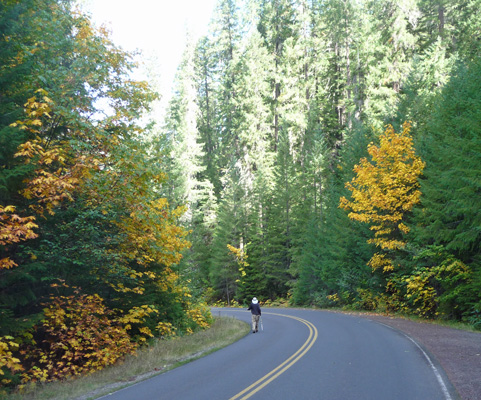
[1,0,481,391]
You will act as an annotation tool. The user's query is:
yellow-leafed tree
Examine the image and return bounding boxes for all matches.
[340,122,425,272]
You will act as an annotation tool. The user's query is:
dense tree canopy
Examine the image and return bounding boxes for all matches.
[2,0,481,393]
[0,0,211,390]
[162,0,481,328]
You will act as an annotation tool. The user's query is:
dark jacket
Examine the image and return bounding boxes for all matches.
[247,302,261,315]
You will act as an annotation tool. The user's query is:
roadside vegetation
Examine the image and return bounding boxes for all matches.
[4,317,248,400]
[2,0,481,396]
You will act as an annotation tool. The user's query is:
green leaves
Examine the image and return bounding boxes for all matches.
[172,0,480,326]
[0,1,209,390]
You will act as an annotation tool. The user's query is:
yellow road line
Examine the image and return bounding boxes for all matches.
[229,312,318,400]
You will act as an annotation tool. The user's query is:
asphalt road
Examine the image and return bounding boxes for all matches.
[99,308,457,400]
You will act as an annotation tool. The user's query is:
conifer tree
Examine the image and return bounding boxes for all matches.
[412,59,481,320]
[257,0,297,151]
[209,169,245,303]
[263,128,298,298]
[195,36,220,194]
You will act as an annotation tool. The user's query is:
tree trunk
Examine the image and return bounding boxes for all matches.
[438,5,445,36]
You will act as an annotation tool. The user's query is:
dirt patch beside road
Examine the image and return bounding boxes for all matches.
[354,314,481,400]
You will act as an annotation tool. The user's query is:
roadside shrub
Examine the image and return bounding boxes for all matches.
[262,298,289,307]
[183,303,213,334]
[21,293,136,384]
[156,321,177,338]
[212,299,241,308]
[116,305,159,344]
[466,308,481,331]
[0,336,23,394]
[310,291,341,308]
[353,289,379,311]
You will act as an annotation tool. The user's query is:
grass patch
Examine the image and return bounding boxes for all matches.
[6,316,249,400]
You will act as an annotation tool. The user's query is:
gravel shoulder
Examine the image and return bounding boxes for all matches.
[352,313,481,400]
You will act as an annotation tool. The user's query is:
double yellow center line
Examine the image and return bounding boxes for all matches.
[229,312,318,400]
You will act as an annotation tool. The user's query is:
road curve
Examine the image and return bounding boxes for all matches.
[98,308,457,400]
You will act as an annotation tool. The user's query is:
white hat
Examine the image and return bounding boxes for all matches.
[252,297,258,304]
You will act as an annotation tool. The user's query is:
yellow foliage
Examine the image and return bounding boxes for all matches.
[212,298,242,308]
[0,336,23,382]
[116,305,158,343]
[227,244,249,282]
[186,304,212,330]
[12,94,97,216]
[21,292,136,383]
[111,196,190,294]
[88,176,189,298]
[0,205,38,269]
[117,305,159,325]
[139,326,153,338]
[405,273,438,317]
[355,289,379,311]
[340,122,425,272]
[156,321,177,338]
[326,293,340,303]
[403,258,471,317]
[380,280,410,314]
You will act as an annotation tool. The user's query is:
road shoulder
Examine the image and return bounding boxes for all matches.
[352,313,481,400]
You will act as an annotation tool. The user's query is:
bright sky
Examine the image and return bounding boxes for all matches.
[80,0,217,113]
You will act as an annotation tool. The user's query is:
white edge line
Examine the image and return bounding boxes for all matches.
[376,321,453,400]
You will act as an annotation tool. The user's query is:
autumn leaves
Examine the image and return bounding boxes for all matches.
[0,1,210,392]
[340,122,425,273]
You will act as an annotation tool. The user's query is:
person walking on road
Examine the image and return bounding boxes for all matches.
[247,297,261,333]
